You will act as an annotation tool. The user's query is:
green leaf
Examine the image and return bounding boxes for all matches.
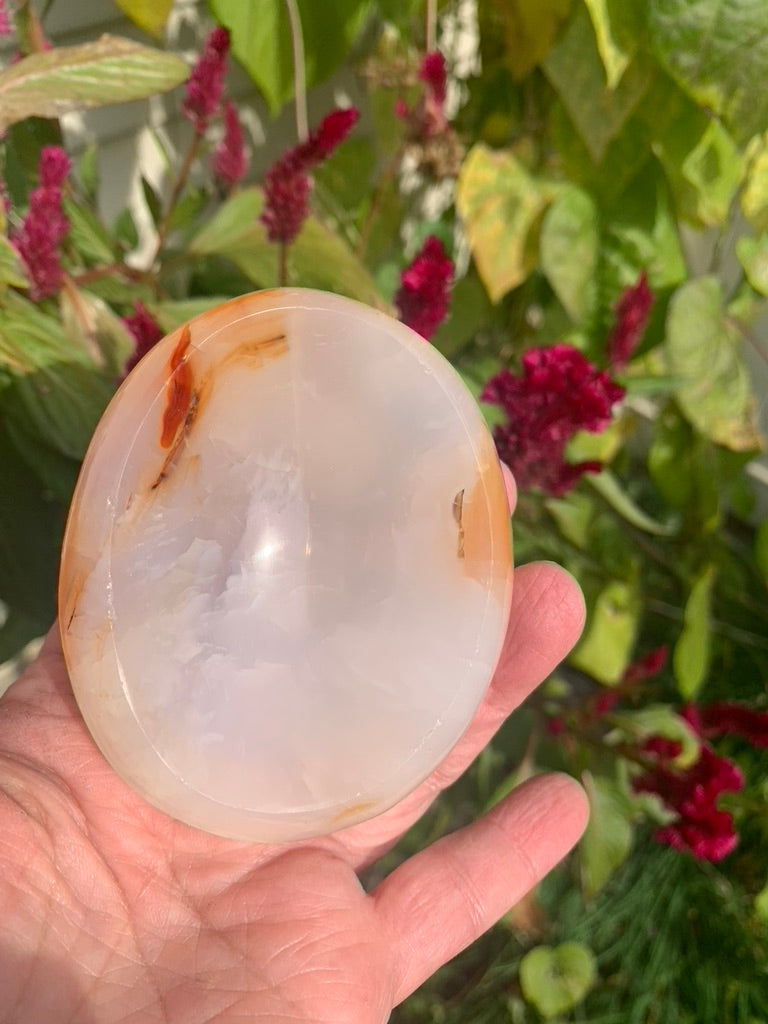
[586,470,678,536]
[583,0,644,89]
[190,187,386,307]
[546,491,595,549]
[456,144,554,302]
[540,186,599,322]
[0,293,115,460]
[209,0,369,115]
[0,235,30,288]
[59,286,135,377]
[113,0,174,39]
[543,4,652,162]
[63,198,116,265]
[520,942,597,1018]
[580,772,634,899]
[0,37,188,131]
[481,0,573,80]
[674,564,717,700]
[736,234,768,296]
[648,0,768,142]
[0,426,66,640]
[601,163,687,299]
[755,519,768,584]
[570,578,640,684]
[741,133,768,231]
[653,103,743,227]
[666,277,761,452]
[608,705,700,768]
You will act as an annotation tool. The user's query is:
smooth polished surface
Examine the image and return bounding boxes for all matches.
[59,289,513,841]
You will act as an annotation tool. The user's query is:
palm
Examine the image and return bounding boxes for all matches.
[0,563,587,1024]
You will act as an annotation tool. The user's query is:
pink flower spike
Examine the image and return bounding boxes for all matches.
[607,271,654,371]
[182,26,230,132]
[298,107,359,164]
[11,145,71,300]
[260,107,359,247]
[419,51,447,107]
[0,0,12,37]
[122,301,164,375]
[213,101,248,189]
[623,645,668,684]
[38,146,71,188]
[395,235,454,340]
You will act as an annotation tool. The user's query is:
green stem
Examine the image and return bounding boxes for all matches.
[153,131,203,262]
[283,0,308,142]
[278,243,288,287]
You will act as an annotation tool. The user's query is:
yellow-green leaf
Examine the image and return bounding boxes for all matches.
[666,277,761,452]
[0,236,29,288]
[674,564,717,700]
[0,37,188,131]
[113,0,174,39]
[570,578,640,684]
[543,5,651,162]
[520,943,597,1019]
[540,186,598,322]
[481,0,572,81]
[456,144,554,303]
[583,0,643,89]
[736,234,768,296]
[741,133,768,231]
[580,772,634,899]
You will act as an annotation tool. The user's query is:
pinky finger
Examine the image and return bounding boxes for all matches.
[373,773,589,1006]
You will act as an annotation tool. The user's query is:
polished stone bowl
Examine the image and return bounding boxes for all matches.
[59,289,513,841]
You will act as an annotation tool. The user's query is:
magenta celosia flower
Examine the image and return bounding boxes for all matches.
[394,235,453,340]
[260,107,359,246]
[684,703,768,749]
[634,744,743,862]
[182,26,230,132]
[122,301,164,374]
[482,346,625,496]
[0,0,12,38]
[607,272,654,371]
[397,50,449,139]
[11,145,71,300]
[623,645,668,684]
[213,100,247,189]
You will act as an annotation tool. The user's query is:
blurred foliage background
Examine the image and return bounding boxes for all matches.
[1,0,767,1020]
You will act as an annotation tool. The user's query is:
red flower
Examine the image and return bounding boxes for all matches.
[182,26,230,132]
[397,50,449,139]
[213,100,247,189]
[122,301,164,374]
[684,702,768,749]
[260,107,359,246]
[394,235,453,340]
[607,272,654,371]
[634,743,743,862]
[0,0,11,37]
[482,346,625,496]
[623,645,668,684]
[12,145,71,300]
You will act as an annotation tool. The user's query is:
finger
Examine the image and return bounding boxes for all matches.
[418,560,585,795]
[501,462,517,514]
[374,773,589,1005]
[334,561,585,865]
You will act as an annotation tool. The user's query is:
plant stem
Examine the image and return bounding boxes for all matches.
[284,0,308,142]
[356,147,403,259]
[426,0,437,51]
[153,132,202,262]
[278,243,288,287]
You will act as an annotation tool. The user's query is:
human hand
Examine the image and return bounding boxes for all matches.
[0,529,587,1024]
